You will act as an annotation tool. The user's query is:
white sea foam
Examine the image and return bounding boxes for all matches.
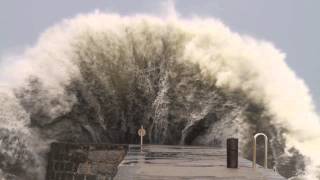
[0,12,319,179]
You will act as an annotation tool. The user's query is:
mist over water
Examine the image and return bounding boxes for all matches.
[0,12,319,180]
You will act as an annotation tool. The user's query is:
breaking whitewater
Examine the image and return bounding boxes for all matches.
[0,12,320,180]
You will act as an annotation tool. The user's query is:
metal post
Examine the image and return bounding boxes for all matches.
[253,133,268,169]
[138,125,146,147]
[141,130,143,146]
[227,138,238,168]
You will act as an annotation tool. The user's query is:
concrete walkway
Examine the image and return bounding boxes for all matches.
[114,145,286,180]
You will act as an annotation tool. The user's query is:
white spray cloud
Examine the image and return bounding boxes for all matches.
[0,10,319,179]
[160,0,179,19]
[180,17,320,179]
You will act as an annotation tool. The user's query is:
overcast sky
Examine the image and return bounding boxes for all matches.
[1,0,319,111]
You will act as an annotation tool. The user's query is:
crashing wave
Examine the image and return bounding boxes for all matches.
[0,13,319,179]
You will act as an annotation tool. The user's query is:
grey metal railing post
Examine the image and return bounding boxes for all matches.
[253,133,268,169]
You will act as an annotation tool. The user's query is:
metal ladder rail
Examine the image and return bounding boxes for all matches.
[253,133,268,169]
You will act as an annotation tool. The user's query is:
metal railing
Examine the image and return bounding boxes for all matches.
[253,133,268,169]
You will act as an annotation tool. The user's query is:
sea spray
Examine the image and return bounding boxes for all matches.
[0,13,319,179]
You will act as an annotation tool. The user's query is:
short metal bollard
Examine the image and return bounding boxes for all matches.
[227,138,238,168]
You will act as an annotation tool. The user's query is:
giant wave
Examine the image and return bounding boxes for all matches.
[0,12,319,179]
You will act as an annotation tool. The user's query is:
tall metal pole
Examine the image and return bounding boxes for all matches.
[138,125,146,151]
[140,126,143,146]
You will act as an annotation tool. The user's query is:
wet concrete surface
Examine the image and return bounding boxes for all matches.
[114,145,286,180]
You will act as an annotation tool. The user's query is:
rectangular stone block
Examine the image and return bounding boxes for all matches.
[61,173,73,180]
[85,175,97,180]
[45,172,55,180]
[55,172,62,180]
[54,162,64,171]
[74,174,85,180]
[64,162,73,171]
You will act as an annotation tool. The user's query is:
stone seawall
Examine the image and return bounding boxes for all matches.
[46,143,128,180]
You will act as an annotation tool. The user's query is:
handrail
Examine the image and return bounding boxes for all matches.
[253,133,268,169]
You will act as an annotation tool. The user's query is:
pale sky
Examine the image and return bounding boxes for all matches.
[1,0,319,111]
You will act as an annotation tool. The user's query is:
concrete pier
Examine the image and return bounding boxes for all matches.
[114,145,286,180]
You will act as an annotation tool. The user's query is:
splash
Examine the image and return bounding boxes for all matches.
[0,13,319,179]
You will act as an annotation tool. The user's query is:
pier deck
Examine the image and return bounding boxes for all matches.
[114,145,286,180]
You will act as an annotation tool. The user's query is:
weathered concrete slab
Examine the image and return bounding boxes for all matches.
[114,145,286,180]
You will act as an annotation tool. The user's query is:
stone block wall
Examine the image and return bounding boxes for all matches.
[46,142,128,180]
